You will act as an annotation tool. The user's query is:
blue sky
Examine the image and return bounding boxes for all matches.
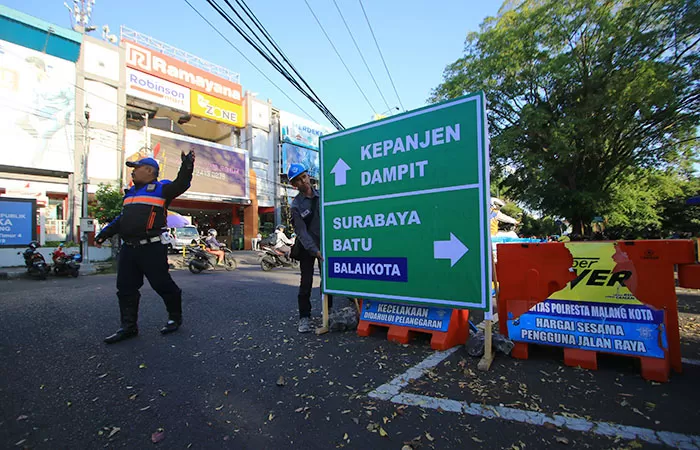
[2,0,502,129]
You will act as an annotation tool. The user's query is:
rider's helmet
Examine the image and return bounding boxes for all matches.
[208,229,217,237]
[276,224,286,231]
[287,163,307,182]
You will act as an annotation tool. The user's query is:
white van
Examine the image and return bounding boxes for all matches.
[169,226,200,252]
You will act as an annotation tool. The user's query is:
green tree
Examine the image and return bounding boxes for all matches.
[432,0,699,234]
[605,168,700,238]
[89,183,123,225]
[519,213,561,237]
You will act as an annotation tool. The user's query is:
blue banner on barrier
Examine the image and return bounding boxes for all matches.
[507,299,667,358]
[361,300,451,332]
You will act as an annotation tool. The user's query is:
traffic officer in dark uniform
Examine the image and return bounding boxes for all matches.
[95,150,195,344]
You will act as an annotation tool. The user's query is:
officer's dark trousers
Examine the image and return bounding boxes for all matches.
[298,252,332,318]
[116,242,182,329]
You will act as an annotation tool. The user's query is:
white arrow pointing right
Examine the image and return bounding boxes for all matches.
[330,158,351,186]
[434,233,469,267]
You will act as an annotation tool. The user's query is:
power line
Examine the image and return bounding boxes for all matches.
[331,0,391,113]
[204,0,344,129]
[231,0,334,120]
[182,0,321,124]
[358,0,405,111]
[302,0,378,115]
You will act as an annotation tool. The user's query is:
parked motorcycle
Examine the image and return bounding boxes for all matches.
[51,245,81,277]
[259,244,299,271]
[187,245,238,274]
[18,241,50,280]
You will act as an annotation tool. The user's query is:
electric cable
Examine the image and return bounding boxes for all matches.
[358,0,405,111]
[183,0,322,124]
[232,0,333,118]
[200,0,345,129]
[302,0,378,115]
[331,0,391,113]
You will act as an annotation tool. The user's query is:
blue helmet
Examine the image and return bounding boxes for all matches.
[287,163,307,181]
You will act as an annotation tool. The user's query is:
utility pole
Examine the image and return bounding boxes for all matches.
[81,105,91,263]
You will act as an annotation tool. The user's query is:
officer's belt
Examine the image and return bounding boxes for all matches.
[123,236,161,247]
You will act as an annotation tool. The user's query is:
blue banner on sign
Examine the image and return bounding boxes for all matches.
[507,299,667,359]
[0,199,35,246]
[361,300,451,332]
[328,257,408,282]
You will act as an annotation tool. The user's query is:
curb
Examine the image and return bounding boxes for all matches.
[0,265,105,280]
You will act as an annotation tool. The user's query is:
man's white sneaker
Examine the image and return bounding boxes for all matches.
[298,317,311,333]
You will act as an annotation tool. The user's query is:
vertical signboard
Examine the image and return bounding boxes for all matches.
[320,93,491,310]
[280,111,333,150]
[0,197,37,247]
[0,39,75,173]
[281,143,319,179]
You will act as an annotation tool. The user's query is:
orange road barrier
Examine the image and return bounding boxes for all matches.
[497,240,696,382]
[356,299,470,350]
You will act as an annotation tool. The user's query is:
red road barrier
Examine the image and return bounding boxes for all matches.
[356,300,470,351]
[496,240,697,382]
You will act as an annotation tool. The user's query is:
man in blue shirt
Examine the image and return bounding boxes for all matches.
[288,163,333,333]
[95,151,195,343]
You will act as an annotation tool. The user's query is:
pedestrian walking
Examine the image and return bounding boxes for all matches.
[95,151,195,344]
[288,163,332,333]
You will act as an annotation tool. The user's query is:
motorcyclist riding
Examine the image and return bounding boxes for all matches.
[274,224,294,261]
[205,229,225,266]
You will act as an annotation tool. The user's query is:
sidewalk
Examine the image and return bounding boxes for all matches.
[0,262,110,280]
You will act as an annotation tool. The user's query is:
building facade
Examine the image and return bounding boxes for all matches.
[0,6,333,251]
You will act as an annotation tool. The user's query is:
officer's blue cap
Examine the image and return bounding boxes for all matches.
[126,157,159,171]
[288,163,307,181]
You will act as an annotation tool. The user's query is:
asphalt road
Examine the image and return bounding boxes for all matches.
[1,265,699,449]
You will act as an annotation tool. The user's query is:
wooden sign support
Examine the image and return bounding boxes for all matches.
[316,294,330,335]
[478,255,498,371]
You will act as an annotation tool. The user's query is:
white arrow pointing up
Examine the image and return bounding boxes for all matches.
[330,158,351,186]
[434,233,469,267]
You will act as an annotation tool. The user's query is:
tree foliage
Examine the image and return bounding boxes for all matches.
[605,168,700,238]
[432,0,699,234]
[89,183,123,225]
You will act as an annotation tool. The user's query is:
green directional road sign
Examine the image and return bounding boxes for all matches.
[319,93,491,310]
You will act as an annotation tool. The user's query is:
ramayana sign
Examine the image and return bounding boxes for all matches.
[124,40,242,104]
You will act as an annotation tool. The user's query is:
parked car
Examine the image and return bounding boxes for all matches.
[169,226,200,252]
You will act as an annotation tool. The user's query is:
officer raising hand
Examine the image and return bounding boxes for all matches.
[95,149,195,344]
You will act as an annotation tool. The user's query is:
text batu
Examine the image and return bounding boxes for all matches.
[328,257,408,282]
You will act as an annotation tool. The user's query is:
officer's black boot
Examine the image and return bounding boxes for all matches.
[160,289,182,334]
[105,295,140,344]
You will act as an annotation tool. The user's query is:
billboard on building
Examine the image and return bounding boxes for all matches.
[190,90,244,127]
[279,111,333,150]
[124,39,242,104]
[0,39,75,173]
[281,143,319,179]
[126,128,249,201]
[0,197,37,247]
[126,68,190,112]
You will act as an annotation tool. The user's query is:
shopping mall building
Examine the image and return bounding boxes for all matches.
[0,5,332,250]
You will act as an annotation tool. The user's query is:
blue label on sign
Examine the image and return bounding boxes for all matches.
[328,257,408,282]
[0,200,34,246]
[361,300,451,332]
[507,299,667,359]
